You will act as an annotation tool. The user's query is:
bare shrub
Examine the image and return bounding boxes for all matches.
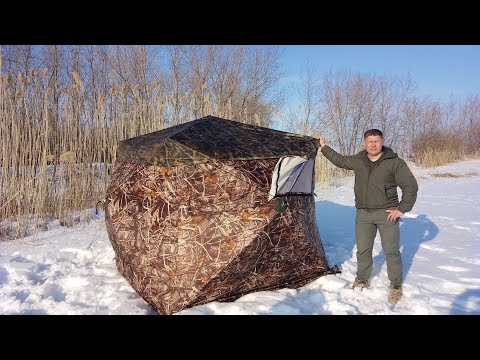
[466,121,480,155]
[413,130,464,167]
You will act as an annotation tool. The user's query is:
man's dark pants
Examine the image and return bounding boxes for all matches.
[355,208,402,288]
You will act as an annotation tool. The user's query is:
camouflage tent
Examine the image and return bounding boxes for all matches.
[105,115,339,315]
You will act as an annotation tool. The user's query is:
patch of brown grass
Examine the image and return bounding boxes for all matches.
[431,172,461,178]
[431,171,480,178]
[416,149,464,168]
[468,151,480,159]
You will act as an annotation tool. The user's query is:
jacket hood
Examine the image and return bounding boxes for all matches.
[357,146,397,161]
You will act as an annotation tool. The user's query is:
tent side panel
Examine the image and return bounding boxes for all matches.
[190,197,329,307]
[105,159,280,314]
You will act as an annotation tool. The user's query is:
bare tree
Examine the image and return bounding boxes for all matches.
[457,95,480,153]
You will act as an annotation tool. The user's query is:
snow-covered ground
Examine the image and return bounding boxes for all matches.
[1,159,479,315]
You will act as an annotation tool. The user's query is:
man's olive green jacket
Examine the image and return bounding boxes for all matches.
[321,145,418,213]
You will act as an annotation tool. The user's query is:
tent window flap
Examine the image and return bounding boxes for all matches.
[268,156,314,201]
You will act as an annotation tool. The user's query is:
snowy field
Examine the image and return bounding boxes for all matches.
[1,159,479,315]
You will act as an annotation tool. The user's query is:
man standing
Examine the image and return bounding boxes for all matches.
[316,129,418,305]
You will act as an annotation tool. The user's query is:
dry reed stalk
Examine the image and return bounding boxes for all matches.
[2,45,477,240]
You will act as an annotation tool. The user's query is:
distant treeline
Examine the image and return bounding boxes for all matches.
[279,66,480,183]
[0,45,479,238]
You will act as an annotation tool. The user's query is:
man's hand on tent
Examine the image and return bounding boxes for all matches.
[315,136,326,148]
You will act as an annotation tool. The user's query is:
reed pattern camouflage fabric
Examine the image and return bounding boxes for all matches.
[105,116,337,314]
[116,115,319,166]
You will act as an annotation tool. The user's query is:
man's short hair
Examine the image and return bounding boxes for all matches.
[364,129,383,139]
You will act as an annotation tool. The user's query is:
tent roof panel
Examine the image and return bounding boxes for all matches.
[116,115,318,165]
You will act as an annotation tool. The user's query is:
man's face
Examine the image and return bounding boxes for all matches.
[364,135,384,156]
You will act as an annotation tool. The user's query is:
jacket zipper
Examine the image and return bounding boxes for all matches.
[365,162,370,208]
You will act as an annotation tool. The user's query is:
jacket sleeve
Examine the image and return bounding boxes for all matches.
[395,159,418,213]
[320,145,356,170]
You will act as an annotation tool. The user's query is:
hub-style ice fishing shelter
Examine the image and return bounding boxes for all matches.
[105,115,338,314]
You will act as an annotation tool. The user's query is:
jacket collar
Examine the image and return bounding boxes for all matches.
[358,146,397,162]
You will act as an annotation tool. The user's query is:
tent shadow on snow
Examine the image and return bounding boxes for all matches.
[315,200,356,266]
[372,214,439,282]
[262,288,331,315]
[449,289,480,314]
[105,115,339,315]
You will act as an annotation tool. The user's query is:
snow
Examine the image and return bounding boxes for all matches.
[1,159,479,315]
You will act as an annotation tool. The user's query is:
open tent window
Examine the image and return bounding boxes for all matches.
[268,156,315,201]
